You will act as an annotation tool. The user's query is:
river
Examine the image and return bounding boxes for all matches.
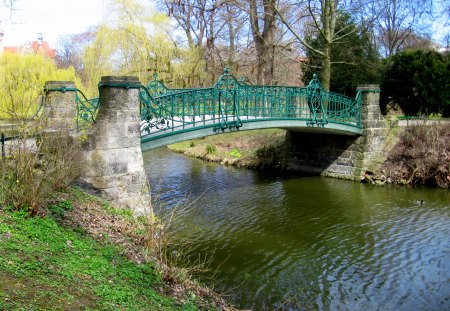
[143,148,450,310]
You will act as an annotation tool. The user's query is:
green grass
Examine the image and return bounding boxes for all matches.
[168,129,285,163]
[0,207,188,310]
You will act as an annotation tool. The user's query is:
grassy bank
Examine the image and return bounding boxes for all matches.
[168,129,286,169]
[0,187,229,310]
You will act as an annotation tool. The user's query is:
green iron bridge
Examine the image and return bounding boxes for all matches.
[76,69,363,151]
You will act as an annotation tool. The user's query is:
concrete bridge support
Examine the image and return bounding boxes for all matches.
[283,85,389,180]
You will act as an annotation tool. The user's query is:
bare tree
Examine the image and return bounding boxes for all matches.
[368,0,433,57]
[248,0,277,85]
[274,0,358,90]
[55,31,95,76]
[162,0,226,83]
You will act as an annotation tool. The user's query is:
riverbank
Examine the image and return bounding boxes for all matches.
[168,129,286,170]
[168,124,450,189]
[371,122,450,189]
[0,187,231,310]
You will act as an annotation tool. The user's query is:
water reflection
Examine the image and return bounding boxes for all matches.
[143,148,450,310]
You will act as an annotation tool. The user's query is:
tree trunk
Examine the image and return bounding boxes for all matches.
[249,0,276,85]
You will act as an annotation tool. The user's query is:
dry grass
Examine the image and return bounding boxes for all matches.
[57,187,233,310]
[377,123,450,188]
[0,127,84,214]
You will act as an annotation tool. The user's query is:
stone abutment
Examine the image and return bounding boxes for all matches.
[282,85,390,180]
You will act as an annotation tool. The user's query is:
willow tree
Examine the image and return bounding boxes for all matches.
[0,53,79,120]
[83,0,204,95]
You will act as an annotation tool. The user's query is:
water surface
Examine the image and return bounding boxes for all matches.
[143,148,450,310]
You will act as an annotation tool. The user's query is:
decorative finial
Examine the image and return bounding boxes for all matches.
[153,73,158,80]
[224,68,229,75]
[312,73,318,80]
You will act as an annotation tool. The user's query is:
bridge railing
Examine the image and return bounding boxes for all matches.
[44,84,99,130]
[49,70,362,136]
[139,69,362,138]
[75,90,99,129]
[145,74,192,97]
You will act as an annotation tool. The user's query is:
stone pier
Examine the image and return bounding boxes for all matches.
[43,81,78,130]
[81,76,151,214]
[283,85,389,180]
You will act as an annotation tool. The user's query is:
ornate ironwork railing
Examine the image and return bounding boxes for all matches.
[45,69,362,138]
[75,90,99,129]
[145,74,190,97]
[44,85,99,130]
[140,69,363,140]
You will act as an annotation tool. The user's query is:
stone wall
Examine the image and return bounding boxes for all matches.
[283,85,391,180]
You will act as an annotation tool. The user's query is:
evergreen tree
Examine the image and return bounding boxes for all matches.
[303,12,381,97]
[380,50,450,116]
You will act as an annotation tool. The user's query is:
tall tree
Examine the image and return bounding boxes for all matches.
[161,0,224,84]
[303,12,380,96]
[248,0,277,85]
[55,31,95,77]
[368,0,434,57]
[82,0,181,95]
[274,0,352,90]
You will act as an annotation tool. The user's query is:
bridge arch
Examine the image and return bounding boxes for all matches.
[139,69,363,150]
[44,73,384,214]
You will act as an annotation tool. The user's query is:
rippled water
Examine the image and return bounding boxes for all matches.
[143,148,450,310]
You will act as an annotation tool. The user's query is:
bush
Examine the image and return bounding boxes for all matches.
[380,50,450,116]
[0,126,83,214]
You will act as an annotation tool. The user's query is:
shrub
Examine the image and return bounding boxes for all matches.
[0,127,83,214]
[380,50,450,116]
[255,145,276,159]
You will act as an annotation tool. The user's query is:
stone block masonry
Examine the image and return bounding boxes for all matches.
[283,85,390,180]
[43,81,78,131]
[45,77,152,215]
[81,76,152,215]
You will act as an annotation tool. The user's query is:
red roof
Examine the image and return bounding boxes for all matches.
[3,40,55,59]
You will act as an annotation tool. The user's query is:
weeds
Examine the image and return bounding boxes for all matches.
[255,145,276,159]
[205,144,216,154]
[144,193,214,285]
[379,123,450,188]
[228,149,241,158]
[0,126,83,214]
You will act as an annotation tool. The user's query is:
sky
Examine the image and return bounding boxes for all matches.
[0,0,107,47]
[1,0,449,49]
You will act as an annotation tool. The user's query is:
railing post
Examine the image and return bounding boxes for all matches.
[81,76,151,215]
[1,133,5,160]
[357,84,382,130]
[356,84,388,174]
[43,81,78,131]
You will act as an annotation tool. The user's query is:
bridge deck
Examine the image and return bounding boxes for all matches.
[140,115,362,150]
